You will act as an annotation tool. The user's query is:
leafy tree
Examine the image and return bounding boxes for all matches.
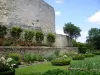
[35,31,44,43]
[47,33,55,46]
[0,25,7,38]
[87,28,100,49]
[63,22,81,39]
[24,30,34,42]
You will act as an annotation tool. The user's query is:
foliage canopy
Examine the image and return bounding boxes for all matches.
[63,22,81,39]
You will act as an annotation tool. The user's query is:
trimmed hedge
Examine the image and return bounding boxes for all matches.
[84,54,95,57]
[72,55,85,60]
[42,69,67,75]
[51,57,71,66]
[0,69,15,75]
[93,52,100,55]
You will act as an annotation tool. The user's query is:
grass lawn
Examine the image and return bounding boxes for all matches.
[16,62,68,75]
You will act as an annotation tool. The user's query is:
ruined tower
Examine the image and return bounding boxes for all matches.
[0,0,55,33]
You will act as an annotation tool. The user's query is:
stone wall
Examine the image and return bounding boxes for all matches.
[0,0,73,48]
[54,34,73,47]
[0,46,78,57]
[0,0,55,33]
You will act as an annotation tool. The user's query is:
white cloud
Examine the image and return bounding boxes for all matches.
[77,31,88,43]
[55,11,61,16]
[88,10,100,24]
[56,0,64,3]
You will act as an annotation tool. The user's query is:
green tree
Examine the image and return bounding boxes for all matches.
[24,30,34,42]
[0,25,7,38]
[63,22,81,39]
[87,28,100,49]
[35,31,44,43]
[47,33,55,46]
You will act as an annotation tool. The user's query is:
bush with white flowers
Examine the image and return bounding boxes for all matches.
[0,57,15,72]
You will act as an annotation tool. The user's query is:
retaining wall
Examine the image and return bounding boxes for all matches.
[0,46,78,57]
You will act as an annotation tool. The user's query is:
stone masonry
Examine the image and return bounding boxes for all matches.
[0,0,55,33]
[0,0,73,47]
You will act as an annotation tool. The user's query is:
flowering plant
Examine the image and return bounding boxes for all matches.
[0,57,15,72]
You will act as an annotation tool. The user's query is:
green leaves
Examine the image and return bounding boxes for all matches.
[10,26,23,39]
[24,30,34,42]
[35,31,44,43]
[47,33,55,46]
[87,28,100,49]
[0,25,7,38]
[63,22,81,39]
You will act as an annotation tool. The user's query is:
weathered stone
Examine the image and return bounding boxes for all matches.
[0,0,73,47]
[0,0,55,33]
[0,46,78,57]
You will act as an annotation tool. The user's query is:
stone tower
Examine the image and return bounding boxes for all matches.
[0,0,55,33]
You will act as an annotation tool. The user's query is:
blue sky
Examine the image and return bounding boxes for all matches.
[44,0,100,43]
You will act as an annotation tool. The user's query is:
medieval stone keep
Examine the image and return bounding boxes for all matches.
[0,0,72,47]
[0,0,55,33]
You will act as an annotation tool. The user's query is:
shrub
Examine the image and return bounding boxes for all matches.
[84,53,95,57]
[44,54,57,61]
[93,52,100,55]
[47,33,55,46]
[35,54,44,61]
[0,62,10,72]
[24,53,44,62]
[35,31,44,43]
[72,54,85,60]
[42,69,68,75]
[51,57,71,66]
[0,57,15,75]
[9,26,23,45]
[78,47,87,54]
[24,30,34,42]
[8,53,21,65]
[10,26,23,39]
[24,53,33,62]
[0,69,15,75]
[0,25,7,38]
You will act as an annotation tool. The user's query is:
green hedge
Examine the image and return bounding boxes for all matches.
[0,69,15,75]
[84,54,95,57]
[72,54,85,60]
[51,57,71,66]
[93,52,100,55]
[42,69,67,75]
